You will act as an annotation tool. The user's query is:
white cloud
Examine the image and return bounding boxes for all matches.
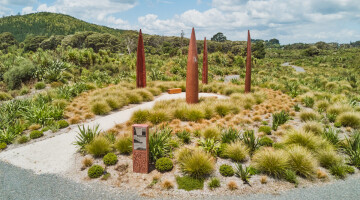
[138,0,360,43]
[0,0,37,6]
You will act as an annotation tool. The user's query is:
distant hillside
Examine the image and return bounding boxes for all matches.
[0,12,132,42]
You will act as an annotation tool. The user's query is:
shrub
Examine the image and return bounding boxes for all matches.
[35,82,46,90]
[202,127,220,140]
[4,63,35,89]
[300,110,320,122]
[136,89,154,101]
[131,109,149,123]
[103,153,118,166]
[178,149,215,178]
[88,165,104,178]
[52,99,68,109]
[199,138,221,156]
[0,142,7,150]
[29,130,44,139]
[259,136,274,147]
[73,124,100,151]
[287,145,317,178]
[85,136,111,157]
[334,122,342,128]
[114,135,132,154]
[316,149,342,169]
[252,148,289,178]
[235,164,253,184]
[149,128,171,162]
[329,164,347,179]
[155,157,173,172]
[16,135,29,144]
[302,121,323,135]
[241,130,259,154]
[148,110,169,124]
[336,112,360,129]
[272,111,290,130]
[302,96,314,108]
[0,91,12,101]
[294,104,300,112]
[219,164,234,177]
[208,177,220,189]
[176,176,204,191]
[176,130,191,144]
[57,120,69,129]
[322,128,340,146]
[283,130,328,152]
[222,141,249,162]
[91,101,111,115]
[221,127,240,144]
[284,169,298,185]
[258,126,272,135]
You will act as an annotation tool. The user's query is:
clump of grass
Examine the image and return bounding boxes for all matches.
[221,127,240,144]
[115,135,132,154]
[272,110,290,130]
[322,128,340,146]
[317,169,328,179]
[342,132,360,168]
[208,177,220,189]
[329,164,347,179]
[235,164,254,184]
[287,145,318,178]
[316,149,342,169]
[105,96,121,110]
[222,141,249,162]
[131,109,149,124]
[82,156,94,168]
[302,96,314,108]
[148,110,169,124]
[227,181,238,190]
[136,89,154,101]
[300,110,320,122]
[35,82,46,90]
[327,103,352,116]
[199,138,221,156]
[252,148,289,178]
[85,136,111,157]
[103,152,118,166]
[335,112,360,129]
[283,130,329,152]
[176,176,204,191]
[29,130,44,139]
[73,124,101,151]
[91,101,111,115]
[258,126,272,135]
[241,130,260,154]
[126,92,143,104]
[16,135,29,144]
[219,164,234,177]
[185,107,205,121]
[284,169,298,185]
[0,91,12,101]
[202,127,220,140]
[149,128,172,162]
[315,100,329,112]
[260,176,267,184]
[215,102,231,117]
[177,149,215,178]
[302,121,323,135]
[161,179,174,190]
[176,130,191,144]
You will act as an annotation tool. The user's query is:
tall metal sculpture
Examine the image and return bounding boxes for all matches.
[202,37,208,84]
[186,28,199,104]
[245,30,252,93]
[136,29,146,88]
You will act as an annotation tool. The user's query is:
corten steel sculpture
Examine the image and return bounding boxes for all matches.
[136,29,146,88]
[245,30,252,93]
[202,37,208,84]
[186,28,199,104]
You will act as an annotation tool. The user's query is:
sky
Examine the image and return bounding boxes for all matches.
[0,0,360,44]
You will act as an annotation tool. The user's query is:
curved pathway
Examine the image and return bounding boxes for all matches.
[0,92,226,174]
[281,62,306,72]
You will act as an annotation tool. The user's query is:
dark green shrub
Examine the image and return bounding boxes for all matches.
[35,82,46,90]
[88,165,104,178]
[0,142,7,150]
[3,62,35,89]
[258,126,272,135]
[149,128,171,162]
[103,153,118,166]
[221,127,239,144]
[176,130,191,144]
[155,157,173,172]
[16,135,29,144]
[330,164,347,179]
[219,164,234,177]
[303,96,314,108]
[176,176,204,191]
[334,122,342,128]
[57,120,69,129]
[294,104,300,112]
[30,130,44,139]
[208,177,220,189]
[259,136,273,147]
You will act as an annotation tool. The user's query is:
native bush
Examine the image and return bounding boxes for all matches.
[178,149,215,178]
[0,91,12,101]
[241,130,260,154]
[131,109,149,123]
[208,177,220,189]
[57,120,69,129]
[0,142,7,150]
[114,135,132,154]
[329,164,347,179]
[259,136,274,147]
[176,130,191,144]
[202,127,220,140]
[88,165,104,178]
[342,132,360,168]
[149,128,171,162]
[316,149,342,169]
[272,110,290,130]
[155,157,173,172]
[74,124,100,151]
[219,164,234,177]
[29,130,44,139]
[103,152,118,166]
[222,141,249,162]
[35,82,46,90]
[221,127,240,144]
[91,101,111,115]
[85,136,111,157]
[322,128,340,146]
[148,110,169,124]
[284,169,298,185]
[199,138,221,156]
[283,130,329,152]
[302,96,314,108]
[252,148,289,178]
[235,164,253,184]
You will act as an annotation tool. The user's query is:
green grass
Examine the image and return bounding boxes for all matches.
[131,109,149,124]
[300,110,320,122]
[208,177,220,189]
[219,164,234,177]
[252,148,289,178]
[85,136,111,157]
[178,149,215,178]
[91,101,111,115]
[221,127,240,144]
[114,135,132,154]
[202,127,220,140]
[287,145,317,178]
[222,141,249,162]
[176,176,204,191]
[336,112,360,128]
[302,121,323,135]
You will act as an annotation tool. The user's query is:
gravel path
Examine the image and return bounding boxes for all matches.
[0,92,226,174]
[1,160,359,200]
[281,62,306,72]
[224,75,240,82]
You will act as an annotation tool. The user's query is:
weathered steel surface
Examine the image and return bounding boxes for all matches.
[136,29,146,88]
[245,30,252,93]
[186,28,199,104]
[202,37,208,84]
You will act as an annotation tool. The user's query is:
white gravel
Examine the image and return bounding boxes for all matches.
[0,92,226,175]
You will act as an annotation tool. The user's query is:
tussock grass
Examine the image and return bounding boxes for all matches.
[327,103,353,116]
[178,149,215,178]
[283,130,330,152]
[335,112,360,128]
[222,141,249,162]
[115,135,132,154]
[202,127,220,140]
[91,101,111,115]
[300,110,320,122]
[85,136,111,157]
[302,121,324,135]
[316,149,342,169]
[287,145,318,178]
[252,148,289,178]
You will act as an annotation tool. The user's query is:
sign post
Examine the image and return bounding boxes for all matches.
[132,124,149,173]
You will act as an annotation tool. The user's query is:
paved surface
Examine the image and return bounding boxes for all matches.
[281,62,306,72]
[1,160,360,200]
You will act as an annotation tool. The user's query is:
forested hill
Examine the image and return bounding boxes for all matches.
[0,12,131,42]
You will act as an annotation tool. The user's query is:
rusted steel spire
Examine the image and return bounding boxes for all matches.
[245,30,252,93]
[202,37,208,84]
[186,28,199,104]
[136,29,146,88]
